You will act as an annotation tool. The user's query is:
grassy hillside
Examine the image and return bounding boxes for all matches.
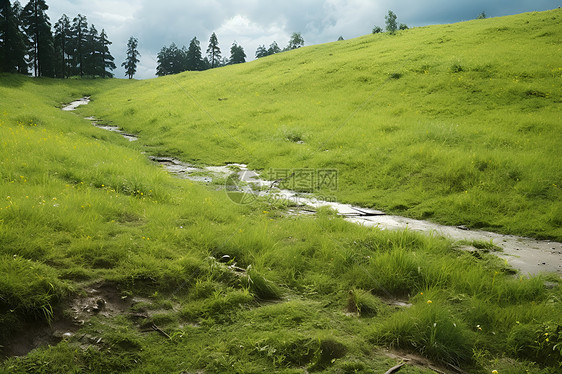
[86,9,562,240]
[1,10,561,374]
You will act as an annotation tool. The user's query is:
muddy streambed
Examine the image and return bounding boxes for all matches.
[63,98,562,276]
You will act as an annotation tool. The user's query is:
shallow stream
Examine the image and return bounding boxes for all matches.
[63,97,562,276]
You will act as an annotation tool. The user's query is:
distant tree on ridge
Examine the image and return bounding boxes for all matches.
[385,10,398,34]
[286,32,304,50]
[206,32,221,68]
[229,41,246,64]
[122,36,140,79]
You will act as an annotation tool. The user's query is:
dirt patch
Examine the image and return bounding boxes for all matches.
[1,282,145,359]
[383,349,466,374]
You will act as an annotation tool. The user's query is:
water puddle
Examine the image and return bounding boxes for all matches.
[61,98,562,276]
[61,97,90,111]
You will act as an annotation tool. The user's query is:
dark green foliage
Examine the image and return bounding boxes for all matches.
[22,0,54,77]
[399,23,409,30]
[255,44,267,58]
[98,29,115,78]
[206,32,221,68]
[186,37,204,71]
[0,0,28,74]
[286,32,304,50]
[229,42,246,64]
[156,36,214,75]
[255,41,281,58]
[372,25,383,34]
[385,10,398,33]
[69,14,88,77]
[52,13,114,78]
[53,14,70,78]
[477,11,487,20]
[83,24,99,75]
[156,42,185,76]
[122,36,140,79]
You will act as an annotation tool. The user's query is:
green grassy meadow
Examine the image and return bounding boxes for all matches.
[1,9,561,374]
[85,9,562,240]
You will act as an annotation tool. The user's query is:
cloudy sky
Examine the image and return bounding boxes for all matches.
[45,0,559,79]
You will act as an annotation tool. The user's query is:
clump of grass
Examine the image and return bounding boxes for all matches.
[180,288,254,323]
[242,266,283,300]
[0,256,69,332]
[373,299,474,367]
[347,288,383,317]
[506,321,562,368]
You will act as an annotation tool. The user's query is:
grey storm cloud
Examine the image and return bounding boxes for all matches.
[45,0,560,79]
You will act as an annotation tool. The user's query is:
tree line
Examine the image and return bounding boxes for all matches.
[0,0,116,77]
[155,33,247,76]
[155,32,305,77]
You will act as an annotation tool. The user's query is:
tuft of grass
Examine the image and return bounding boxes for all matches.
[347,288,384,317]
[373,298,474,367]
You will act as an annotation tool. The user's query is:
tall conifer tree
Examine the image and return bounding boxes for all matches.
[53,14,70,77]
[70,14,88,77]
[186,37,202,71]
[206,32,221,68]
[122,36,140,79]
[0,0,28,73]
[22,0,54,76]
[98,29,115,78]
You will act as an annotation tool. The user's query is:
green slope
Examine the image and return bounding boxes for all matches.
[87,9,562,240]
[1,10,561,374]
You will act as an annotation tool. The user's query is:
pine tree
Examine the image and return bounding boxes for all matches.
[255,45,267,58]
[70,14,88,77]
[22,0,54,77]
[98,29,115,78]
[156,43,186,76]
[122,36,140,79]
[84,24,99,76]
[185,37,203,71]
[0,0,28,73]
[54,14,71,78]
[206,32,221,68]
[229,42,246,64]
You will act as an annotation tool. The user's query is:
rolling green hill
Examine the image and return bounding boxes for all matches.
[86,9,562,240]
[0,9,561,374]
